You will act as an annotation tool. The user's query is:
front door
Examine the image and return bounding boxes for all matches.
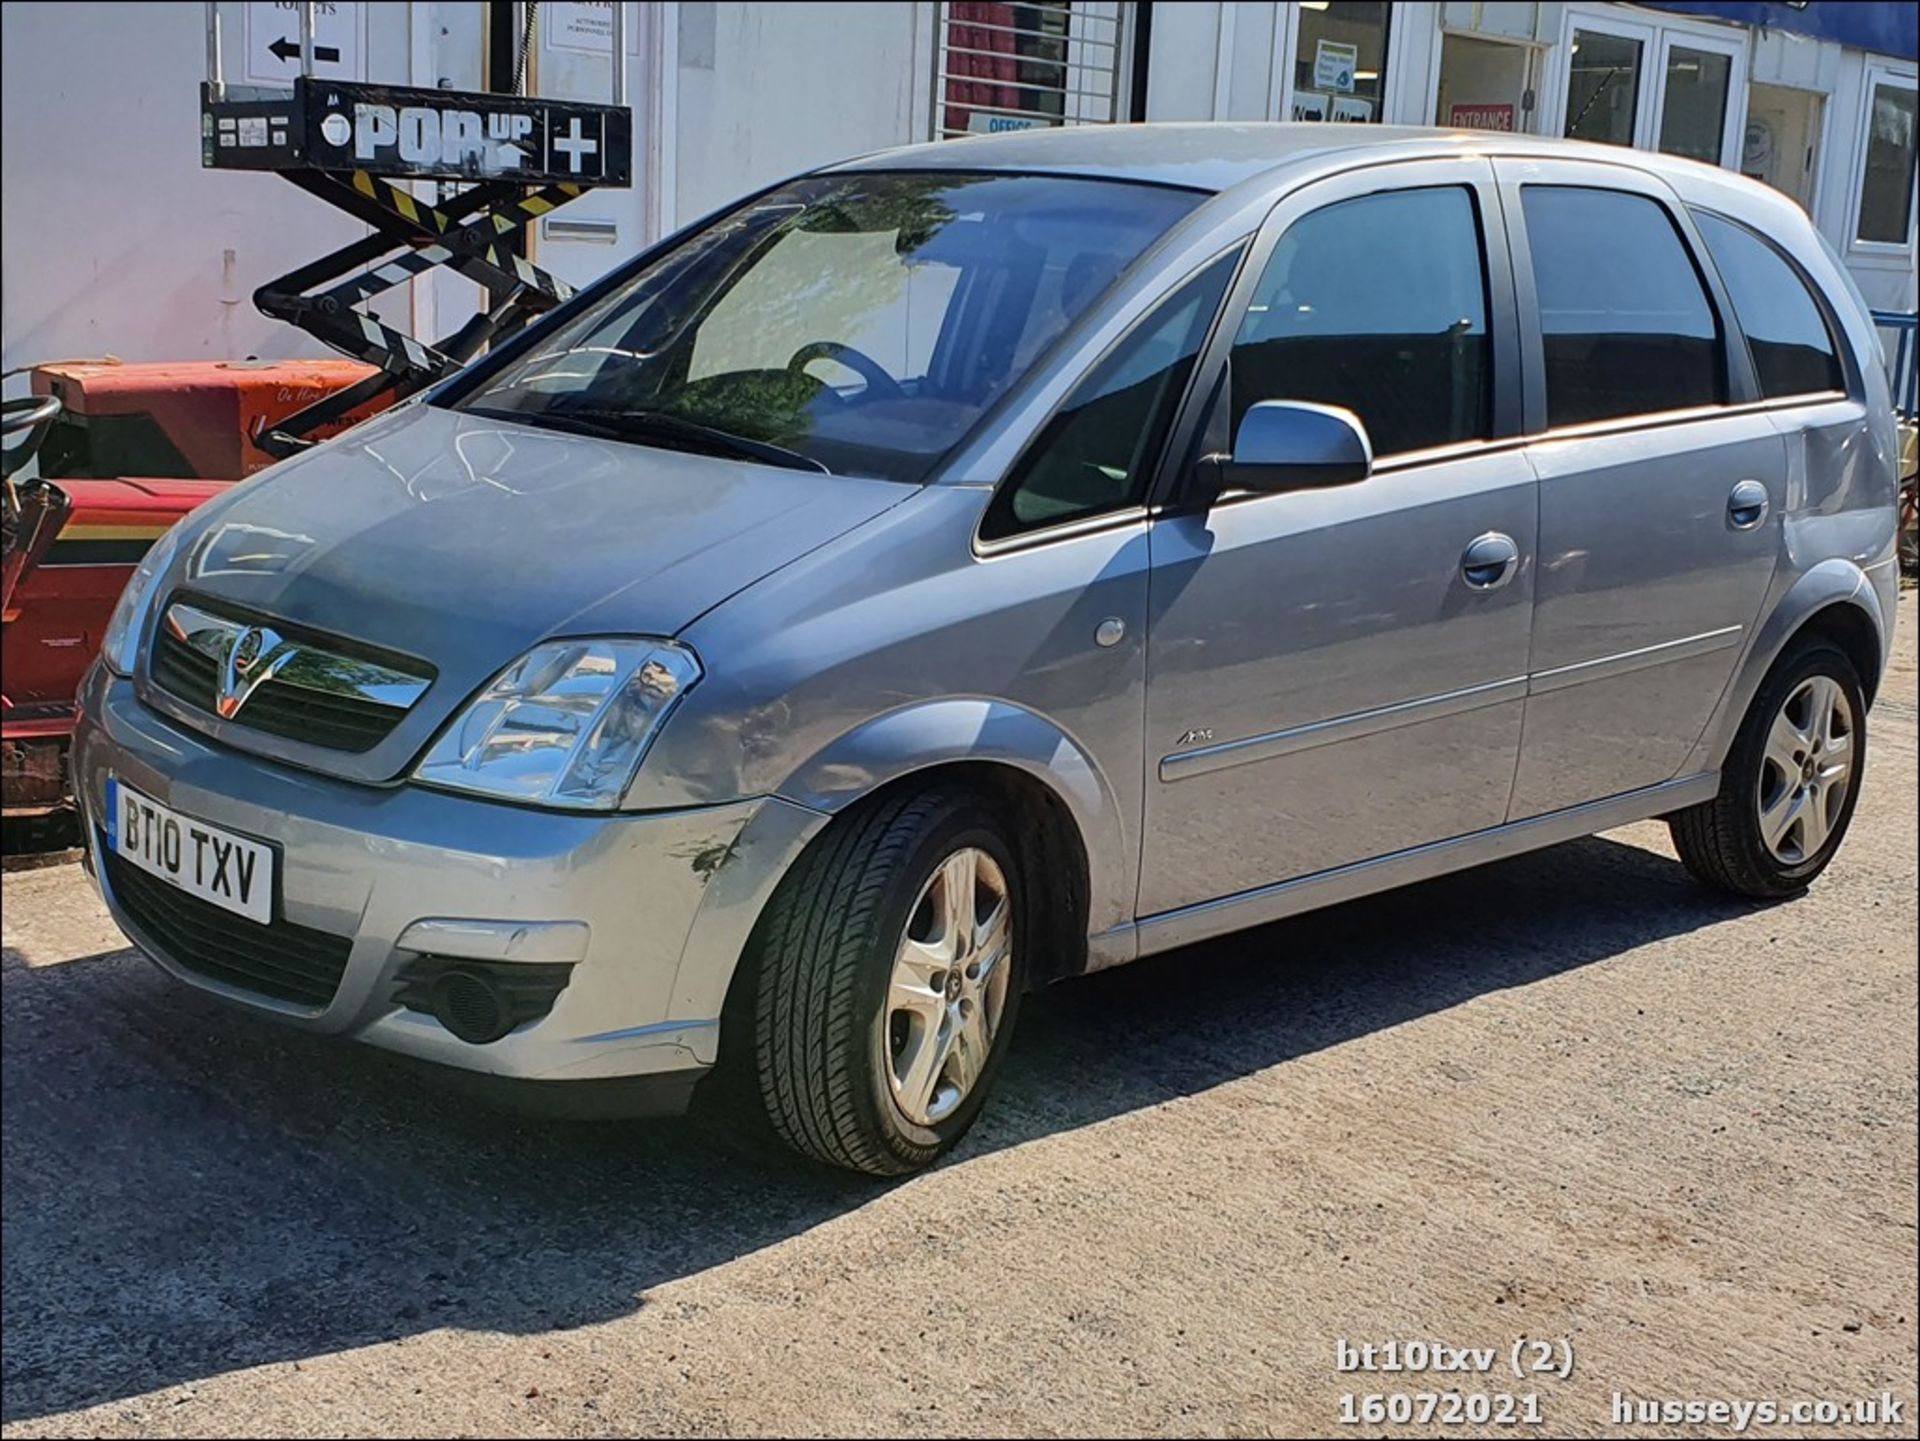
[1495,159,1786,818]
[1138,158,1536,918]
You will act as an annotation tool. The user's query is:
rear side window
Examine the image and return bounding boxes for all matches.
[1691,211,1845,400]
[1227,187,1492,457]
[983,250,1240,540]
[1521,187,1724,427]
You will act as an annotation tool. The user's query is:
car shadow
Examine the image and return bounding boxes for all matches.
[0,831,1753,1423]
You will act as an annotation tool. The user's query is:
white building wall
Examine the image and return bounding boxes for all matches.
[1139,0,1914,312]
[2,0,1910,396]
[0,0,370,377]
[670,2,931,226]
[0,0,935,389]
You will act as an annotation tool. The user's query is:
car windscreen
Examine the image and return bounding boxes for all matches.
[445,171,1205,483]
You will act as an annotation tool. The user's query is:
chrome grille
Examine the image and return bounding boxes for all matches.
[151,599,432,753]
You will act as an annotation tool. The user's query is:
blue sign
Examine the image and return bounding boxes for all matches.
[1638,3,1917,62]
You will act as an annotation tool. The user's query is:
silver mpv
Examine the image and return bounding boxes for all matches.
[76,125,1901,1175]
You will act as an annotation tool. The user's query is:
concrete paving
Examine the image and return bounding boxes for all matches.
[3,591,1914,1438]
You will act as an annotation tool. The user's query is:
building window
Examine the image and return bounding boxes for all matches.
[1656,44,1733,164]
[937,2,1131,139]
[1855,76,1918,246]
[1291,2,1391,124]
[1436,33,1533,134]
[1564,27,1643,147]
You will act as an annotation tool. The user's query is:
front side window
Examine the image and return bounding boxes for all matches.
[454,172,1203,483]
[1227,186,1491,458]
[1520,187,1723,428]
[983,249,1240,539]
[1856,79,1918,245]
[1693,211,1844,400]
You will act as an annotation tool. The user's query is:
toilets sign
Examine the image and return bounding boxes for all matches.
[244,1,364,85]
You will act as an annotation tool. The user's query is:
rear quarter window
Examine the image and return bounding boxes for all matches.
[1691,210,1846,400]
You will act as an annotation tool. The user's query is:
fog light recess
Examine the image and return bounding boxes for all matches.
[393,956,574,1045]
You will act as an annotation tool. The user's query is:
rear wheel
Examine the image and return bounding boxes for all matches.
[750,788,1022,1176]
[1669,637,1866,899]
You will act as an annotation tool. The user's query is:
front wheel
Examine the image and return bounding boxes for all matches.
[750,788,1023,1176]
[1669,636,1867,899]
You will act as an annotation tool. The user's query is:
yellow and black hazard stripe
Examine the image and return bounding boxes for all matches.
[336,171,579,305]
[44,522,170,567]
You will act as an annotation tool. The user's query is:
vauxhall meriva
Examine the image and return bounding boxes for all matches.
[76,125,1901,1175]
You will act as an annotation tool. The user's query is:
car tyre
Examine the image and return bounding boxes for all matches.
[750,787,1024,1176]
[1669,636,1867,899]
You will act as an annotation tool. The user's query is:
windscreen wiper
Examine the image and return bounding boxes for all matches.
[472,402,828,474]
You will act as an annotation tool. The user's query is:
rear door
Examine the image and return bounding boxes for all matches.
[1495,159,1787,819]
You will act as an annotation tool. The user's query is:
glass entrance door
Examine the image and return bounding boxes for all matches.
[1436,32,1534,134]
[1554,11,1746,167]
[1562,20,1650,147]
[1654,31,1741,165]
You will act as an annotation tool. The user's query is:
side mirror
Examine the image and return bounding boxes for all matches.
[1200,400,1373,498]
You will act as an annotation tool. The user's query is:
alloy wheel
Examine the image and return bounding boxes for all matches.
[1756,674,1855,865]
[884,846,1013,1126]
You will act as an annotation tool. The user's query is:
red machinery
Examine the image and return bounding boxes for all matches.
[1,360,376,820]
[4,12,631,832]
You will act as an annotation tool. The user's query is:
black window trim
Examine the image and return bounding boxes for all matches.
[1687,204,1857,406]
[973,241,1251,554]
[1498,168,1760,436]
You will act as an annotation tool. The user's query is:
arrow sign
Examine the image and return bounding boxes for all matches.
[244,3,363,85]
[269,35,342,64]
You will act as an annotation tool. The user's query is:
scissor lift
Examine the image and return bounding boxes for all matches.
[199,2,632,455]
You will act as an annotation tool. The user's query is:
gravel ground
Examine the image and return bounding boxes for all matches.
[3,591,1914,1439]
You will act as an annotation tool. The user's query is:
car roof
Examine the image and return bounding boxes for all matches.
[832,121,1754,199]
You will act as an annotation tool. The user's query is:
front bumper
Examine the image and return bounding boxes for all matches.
[73,666,826,1105]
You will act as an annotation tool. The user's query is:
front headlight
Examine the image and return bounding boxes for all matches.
[99,523,184,676]
[413,638,701,810]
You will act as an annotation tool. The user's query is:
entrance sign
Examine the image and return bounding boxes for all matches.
[1314,39,1358,94]
[1449,102,1516,131]
[244,0,364,85]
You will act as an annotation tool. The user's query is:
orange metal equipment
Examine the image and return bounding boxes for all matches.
[4,359,380,821]
[30,357,382,481]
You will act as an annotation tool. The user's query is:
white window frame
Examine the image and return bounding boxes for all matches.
[1549,10,1659,149]
[1267,2,1396,125]
[1847,61,1920,257]
[1425,27,1546,132]
[1651,27,1747,169]
[1546,6,1751,169]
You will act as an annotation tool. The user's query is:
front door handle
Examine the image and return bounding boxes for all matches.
[1727,479,1770,530]
[1460,531,1520,591]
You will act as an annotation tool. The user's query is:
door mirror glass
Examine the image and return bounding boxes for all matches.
[1213,400,1373,495]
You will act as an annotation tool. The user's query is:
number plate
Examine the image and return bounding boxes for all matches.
[106,778,275,925]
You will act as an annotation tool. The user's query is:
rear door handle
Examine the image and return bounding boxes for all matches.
[1460,531,1520,591]
[1727,480,1770,530]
